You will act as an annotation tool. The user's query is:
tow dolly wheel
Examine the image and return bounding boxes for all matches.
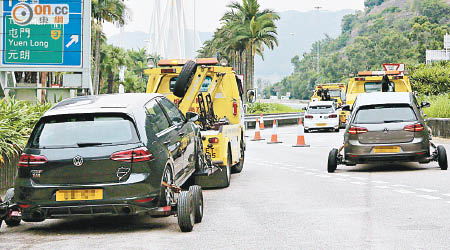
[189,185,203,223]
[4,188,21,227]
[177,191,195,232]
[0,197,3,229]
[328,148,339,173]
[174,60,197,98]
[437,145,448,170]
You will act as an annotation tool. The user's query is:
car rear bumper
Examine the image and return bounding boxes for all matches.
[344,138,430,164]
[20,202,160,221]
[304,119,339,130]
[15,173,162,221]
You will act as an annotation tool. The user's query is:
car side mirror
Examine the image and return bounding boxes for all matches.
[247,89,256,103]
[421,102,430,109]
[342,105,351,112]
[186,112,199,122]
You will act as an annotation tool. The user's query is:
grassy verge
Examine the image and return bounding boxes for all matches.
[247,102,303,114]
[419,94,450,118]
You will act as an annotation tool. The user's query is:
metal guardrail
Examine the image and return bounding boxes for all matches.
[244,113,304,123]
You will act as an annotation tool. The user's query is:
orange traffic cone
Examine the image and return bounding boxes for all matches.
[293,118,310,147]
[251,118,265,141]
[267,120,282,144]
[259,114,265,130]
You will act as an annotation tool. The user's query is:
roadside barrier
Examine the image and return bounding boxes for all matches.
[267,120,282,144]
[293,118,310,147]
[259,113,265,130]
[251,118,265,141]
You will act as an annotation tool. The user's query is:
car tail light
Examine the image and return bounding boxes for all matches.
[392,75,403,80]
[18,154,48,167]
[404,123,424,132]
[305,115,313,119]
[232,100,238,116]
[355,77,365,81]
[208,137,219,143]
[348,126,368,134]
[329,114,338,118]
[110,147,154,163]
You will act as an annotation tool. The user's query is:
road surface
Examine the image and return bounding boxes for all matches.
[1,125,450,249]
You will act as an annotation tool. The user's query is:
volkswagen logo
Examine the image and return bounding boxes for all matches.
[73,155,84,167]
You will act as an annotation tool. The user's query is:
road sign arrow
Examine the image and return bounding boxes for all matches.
[66,35,80,48]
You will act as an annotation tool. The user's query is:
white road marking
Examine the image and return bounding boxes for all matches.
[443,194,450,197]
[278,167,289,170]
[334,178,347,181]
[295,167,305,169]
[417,195,441,200]
[372,180,389,184]
[394,189,415,194]
[415,188,437,193]
[375,186,390,189]
[304,172,315,175]
[351,181,367,185]
[335,173,350,177]
[316,174,331,178]
[308,169,319,172]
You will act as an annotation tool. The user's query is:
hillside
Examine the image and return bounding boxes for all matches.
[271,0,450,99]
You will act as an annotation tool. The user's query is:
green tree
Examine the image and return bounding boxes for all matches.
[92,0,127,94]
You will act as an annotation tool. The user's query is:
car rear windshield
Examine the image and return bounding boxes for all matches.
[364,82,395,93]
[329,90,341,97]
[308,105,334,114]
[29,114,139,149]
[353,105,417,124]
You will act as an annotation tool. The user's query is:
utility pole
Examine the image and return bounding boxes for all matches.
[194,0,196,55]
[314,6,322,73]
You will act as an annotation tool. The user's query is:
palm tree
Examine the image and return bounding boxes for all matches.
[198,0,279,95]
[100,45,128,93]
[92,0,127,94]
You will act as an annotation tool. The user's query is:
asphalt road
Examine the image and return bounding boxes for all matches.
[1,125,450,250]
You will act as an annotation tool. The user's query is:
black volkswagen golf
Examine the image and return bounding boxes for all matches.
[14,93,204,231]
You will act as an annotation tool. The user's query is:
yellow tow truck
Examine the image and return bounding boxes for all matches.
[346,64,412,107]
[310,83,348,128]
[145,58,245,188]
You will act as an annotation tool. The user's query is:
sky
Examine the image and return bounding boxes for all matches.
[103,0,365,38]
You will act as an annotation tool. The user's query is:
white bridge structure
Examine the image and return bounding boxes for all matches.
[426,34,450,64]
[148,0,202,59]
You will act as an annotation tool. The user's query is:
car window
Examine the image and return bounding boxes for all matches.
[329,89,341,97]
[169,77,178,92]
[365,82,395,93]
[308,105,334,114]
[353,105,417,124]
[29,114,139,149]
[200,76,212,92]
[158,98,185,125]
[145,99,171,134]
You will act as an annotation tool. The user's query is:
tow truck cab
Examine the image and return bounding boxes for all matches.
[145,58,245,188]
[310,83,348,127]
[346,64,412,108]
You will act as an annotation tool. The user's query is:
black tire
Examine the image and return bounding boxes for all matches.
[438,145,448,170]
[335,128,340,132]
[304,129,309,133]
[177,191,195,232]
[328,148,339,173]
[189,185,203,223]
[173,60,197,98]
[159,166,174,207]
[232,140,245,174]
[0,197,3,229]
[224,151,232,187]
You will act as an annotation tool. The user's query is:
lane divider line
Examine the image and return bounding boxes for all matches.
[415,188,437,193]
[394,189,415,194]
[417,195,441,200]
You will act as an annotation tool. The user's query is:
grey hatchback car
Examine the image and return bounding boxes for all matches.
[328,92,447,172]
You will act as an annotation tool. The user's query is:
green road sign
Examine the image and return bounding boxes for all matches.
[4,16,63,64]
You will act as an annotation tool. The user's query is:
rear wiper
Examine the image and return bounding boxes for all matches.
[383,120,404,123]
[77,142,112,147]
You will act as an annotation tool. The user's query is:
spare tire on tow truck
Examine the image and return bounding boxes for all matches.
[174,60,197,98]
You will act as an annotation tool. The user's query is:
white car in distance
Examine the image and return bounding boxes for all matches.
[304,101,340,133]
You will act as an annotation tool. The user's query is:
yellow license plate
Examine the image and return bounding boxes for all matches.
[205,147,216,158]
[374,146,400,154]
[56,189,103,201]
[316,123,327,127]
